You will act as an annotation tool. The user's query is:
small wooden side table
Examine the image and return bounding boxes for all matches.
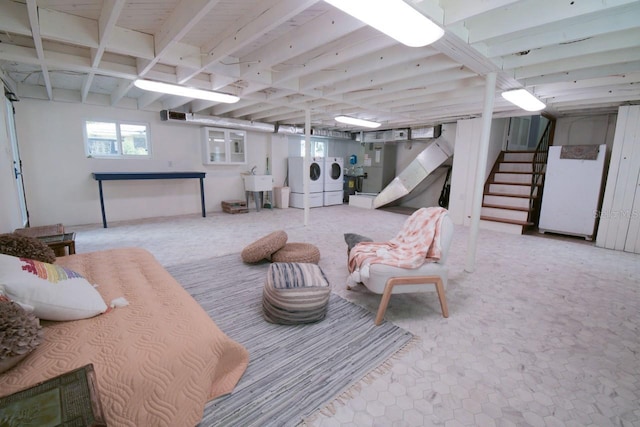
[37,233,76,256]
[14,225,73,257]
[14,223,64,238]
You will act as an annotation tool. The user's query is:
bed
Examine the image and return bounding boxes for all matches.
[0,247,249,426]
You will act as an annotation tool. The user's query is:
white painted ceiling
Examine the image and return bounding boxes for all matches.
[1,0,639,131]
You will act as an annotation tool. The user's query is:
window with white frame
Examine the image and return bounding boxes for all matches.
[84,120,150,158]
[299,138,326,157]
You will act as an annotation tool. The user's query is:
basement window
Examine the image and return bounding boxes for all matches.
[299,138,326,158]
[84,120,150,158]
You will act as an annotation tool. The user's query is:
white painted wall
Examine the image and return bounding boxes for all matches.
[269,133,289,188]
[13,99,276,227]
[596,105,640,253]
[448,117,508,226]
[10,99,366,227]
[11,96,623,234]
[554,114,617,150]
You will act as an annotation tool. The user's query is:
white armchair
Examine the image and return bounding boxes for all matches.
[348,208,454,325]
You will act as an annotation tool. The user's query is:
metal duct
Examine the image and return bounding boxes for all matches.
[358,128,410,142]
[410,125,442,139]
[373,139,453,208]
[275,123,305,135]
[188,113,276,132]
[160,110,304,134]
[311,128,353,139]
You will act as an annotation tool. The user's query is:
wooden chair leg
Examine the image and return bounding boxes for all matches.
[374,275,449,325]
[434,278,449,318]
[375,281,396,326]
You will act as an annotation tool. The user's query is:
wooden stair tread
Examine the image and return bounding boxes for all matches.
[482,203,531,212]
[490,181,540,186]
[500,160,547,164]
[485,192,540,199]
[495,171,540,175]
[480,216,533,226]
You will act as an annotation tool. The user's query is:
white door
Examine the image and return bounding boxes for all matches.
[5,96,28,225]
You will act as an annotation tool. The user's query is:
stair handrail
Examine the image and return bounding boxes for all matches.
[529,121,552,213]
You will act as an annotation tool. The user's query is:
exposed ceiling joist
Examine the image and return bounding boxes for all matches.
[0,0,637,128]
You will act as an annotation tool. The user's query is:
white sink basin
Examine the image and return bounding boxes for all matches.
[243,175,273,192]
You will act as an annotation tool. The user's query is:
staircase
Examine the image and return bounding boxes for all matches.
[480,122,552,234]
[480,151,539,234]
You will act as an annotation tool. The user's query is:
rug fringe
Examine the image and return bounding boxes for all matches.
[300,333,421,425]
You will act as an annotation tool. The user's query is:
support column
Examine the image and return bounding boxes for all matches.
[465,72,497,273]
[304,109,311,226]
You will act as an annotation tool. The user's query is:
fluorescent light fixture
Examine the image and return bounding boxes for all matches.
[324,0,444,47]
[134,79,239,104]
[501,89,545,112]
[335,115,381,129]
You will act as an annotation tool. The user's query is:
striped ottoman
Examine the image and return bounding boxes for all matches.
[263,262,330,324]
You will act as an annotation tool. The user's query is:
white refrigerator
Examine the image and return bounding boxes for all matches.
[538,144,606,240]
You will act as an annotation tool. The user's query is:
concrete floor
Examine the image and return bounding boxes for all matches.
[70,204,640,427]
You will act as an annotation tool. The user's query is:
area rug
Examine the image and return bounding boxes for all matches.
[167,254,416,427]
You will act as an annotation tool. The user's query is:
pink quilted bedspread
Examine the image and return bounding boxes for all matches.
[0,247,249,427]
[348,207,448,276]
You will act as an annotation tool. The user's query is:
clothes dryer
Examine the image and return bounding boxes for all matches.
[288,157,324,194]
[288,156,324,208]
[323,157,344,206]
[323,157,344,192]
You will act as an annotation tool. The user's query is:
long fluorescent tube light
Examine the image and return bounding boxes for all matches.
[324,0,444,47]
[335,115,381,129]
[134,79,239,104]
[501,89,545,112]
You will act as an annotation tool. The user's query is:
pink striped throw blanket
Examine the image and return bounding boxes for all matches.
[348,207,448,280]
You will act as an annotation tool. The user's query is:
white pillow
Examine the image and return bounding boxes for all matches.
[0,254,107,321]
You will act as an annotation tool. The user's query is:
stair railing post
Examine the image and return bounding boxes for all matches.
[465,72,496,273]
[529,122,551,219]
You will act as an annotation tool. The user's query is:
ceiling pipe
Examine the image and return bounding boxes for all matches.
[160,110,304,134]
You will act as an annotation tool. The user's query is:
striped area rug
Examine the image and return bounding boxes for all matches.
[167,254,415,427]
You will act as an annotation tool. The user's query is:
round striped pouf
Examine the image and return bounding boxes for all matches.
[271,242,320,264]
[262,262,330,324]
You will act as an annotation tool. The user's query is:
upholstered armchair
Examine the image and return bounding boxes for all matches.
[347,208,454,325]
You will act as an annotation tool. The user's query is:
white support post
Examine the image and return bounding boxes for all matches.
[304,109,311,226]
[465,72,496,273]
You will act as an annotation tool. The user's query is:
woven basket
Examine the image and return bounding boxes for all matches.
[271,242,320,264]
[241,230,288,263]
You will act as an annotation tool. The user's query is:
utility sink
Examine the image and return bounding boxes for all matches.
[243,175,273,192]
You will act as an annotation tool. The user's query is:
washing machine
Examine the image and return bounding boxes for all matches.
[323,157,344,206]
[288,156,324,208]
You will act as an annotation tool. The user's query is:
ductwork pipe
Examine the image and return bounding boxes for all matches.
[160,110,304,134]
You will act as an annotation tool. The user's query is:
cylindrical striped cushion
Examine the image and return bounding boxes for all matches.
[271,243,320,264]
[263,262,330,324]
[241,231,288,263]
